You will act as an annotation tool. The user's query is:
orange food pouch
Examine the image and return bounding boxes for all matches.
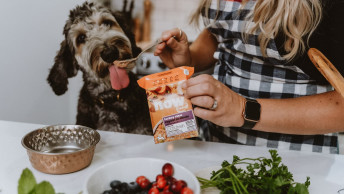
[137,66,199,144]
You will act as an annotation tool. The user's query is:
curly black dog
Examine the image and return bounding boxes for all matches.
[47,2,151,135]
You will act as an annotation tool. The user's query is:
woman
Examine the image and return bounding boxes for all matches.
[154,0,344,154]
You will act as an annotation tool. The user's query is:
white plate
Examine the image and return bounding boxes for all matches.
[195,166,344,194]
[84,157,201,194]
[194,166,221,194]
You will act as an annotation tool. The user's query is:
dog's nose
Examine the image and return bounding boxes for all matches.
[101,46,119,63]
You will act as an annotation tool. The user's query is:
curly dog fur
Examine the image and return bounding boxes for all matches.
[47,2,151,135]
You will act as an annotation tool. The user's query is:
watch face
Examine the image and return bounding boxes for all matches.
[244,100,261,121]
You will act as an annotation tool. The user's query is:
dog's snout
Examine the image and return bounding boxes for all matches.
[101,46,119,63]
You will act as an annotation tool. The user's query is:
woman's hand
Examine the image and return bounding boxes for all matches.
[154,28,191,69]
[184,74,246,127]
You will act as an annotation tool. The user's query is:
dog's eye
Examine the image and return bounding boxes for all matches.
[76,34,86,45]
[102,19,115,27]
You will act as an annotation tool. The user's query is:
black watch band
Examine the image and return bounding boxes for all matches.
[241,98,261,129]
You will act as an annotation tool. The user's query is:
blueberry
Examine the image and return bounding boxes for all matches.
[118,182,129,193]
[111,188,123,194]
[128,182,140,193]
[102,190,112,194]
[110,180,121,189]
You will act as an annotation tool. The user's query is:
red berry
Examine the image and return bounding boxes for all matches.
[163,185,170,191]
[139,178,151,190]
[157,177,167,189]
[161,190,173,194]
[170,182,181,193]
[148,187,160,194]
[136,176,147,185]
[162,163,174,177]
[171,180,186,193]
[181,187,194,194]
[165,176,177,186]
[156,174,164,182]
[151,181,158,188]
[177,180,187,188]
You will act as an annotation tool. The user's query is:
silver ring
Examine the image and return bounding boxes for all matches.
[178,28,182,38]
[210,99,218,110]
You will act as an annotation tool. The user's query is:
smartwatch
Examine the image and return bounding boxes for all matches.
[241,98,261,129]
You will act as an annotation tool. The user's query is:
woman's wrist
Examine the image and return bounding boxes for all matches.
[236,95,246,127]
[240,98,261,129]
[225,94,245,128]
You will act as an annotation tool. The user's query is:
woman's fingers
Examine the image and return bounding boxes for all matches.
[184,75,217,98]
[182,74,243,127]
[154,28,182,55]
[165,37,181,50]
[185,82,216,98]
[162,28,185,42]
[193,106,217,121]
[154,42,166,55]
[190,96,215,109]
[185,74,215,87]
[185,75,220,120]
[154,28,190,67]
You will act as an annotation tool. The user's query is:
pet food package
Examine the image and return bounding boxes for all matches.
[138,66,199,144]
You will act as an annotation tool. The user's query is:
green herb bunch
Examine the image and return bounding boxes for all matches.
[197,150,310,194]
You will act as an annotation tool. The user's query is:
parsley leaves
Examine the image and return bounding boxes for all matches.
[197,150,310,194]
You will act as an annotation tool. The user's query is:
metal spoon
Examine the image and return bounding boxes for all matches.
[114,38,163,69]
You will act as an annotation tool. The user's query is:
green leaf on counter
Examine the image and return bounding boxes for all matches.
[32,181,55,194]
[18,168,56,194]
[18,168,37,194]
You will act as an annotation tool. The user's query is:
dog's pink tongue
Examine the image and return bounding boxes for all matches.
[108,65,130,90]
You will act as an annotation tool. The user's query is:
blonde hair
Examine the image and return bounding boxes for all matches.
[190,0,323,61]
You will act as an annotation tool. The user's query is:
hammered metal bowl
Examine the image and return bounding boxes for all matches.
[22,125,100,174]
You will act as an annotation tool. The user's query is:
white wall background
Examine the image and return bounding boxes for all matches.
[0,0,85,125]
[109,0,202,42]
[0,0,201,125]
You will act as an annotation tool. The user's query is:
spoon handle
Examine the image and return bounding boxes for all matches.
[114,38,165,68]
[137,38,163,58]
[308,48,344,98]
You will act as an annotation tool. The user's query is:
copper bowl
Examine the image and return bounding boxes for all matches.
[22,125,100,174]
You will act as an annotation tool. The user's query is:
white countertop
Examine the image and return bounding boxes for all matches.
[0,120,344,194]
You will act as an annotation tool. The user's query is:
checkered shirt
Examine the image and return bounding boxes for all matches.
[198,0,338,154]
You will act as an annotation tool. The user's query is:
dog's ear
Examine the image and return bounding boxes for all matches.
[47,40,79,95]
[113,11,142,57]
